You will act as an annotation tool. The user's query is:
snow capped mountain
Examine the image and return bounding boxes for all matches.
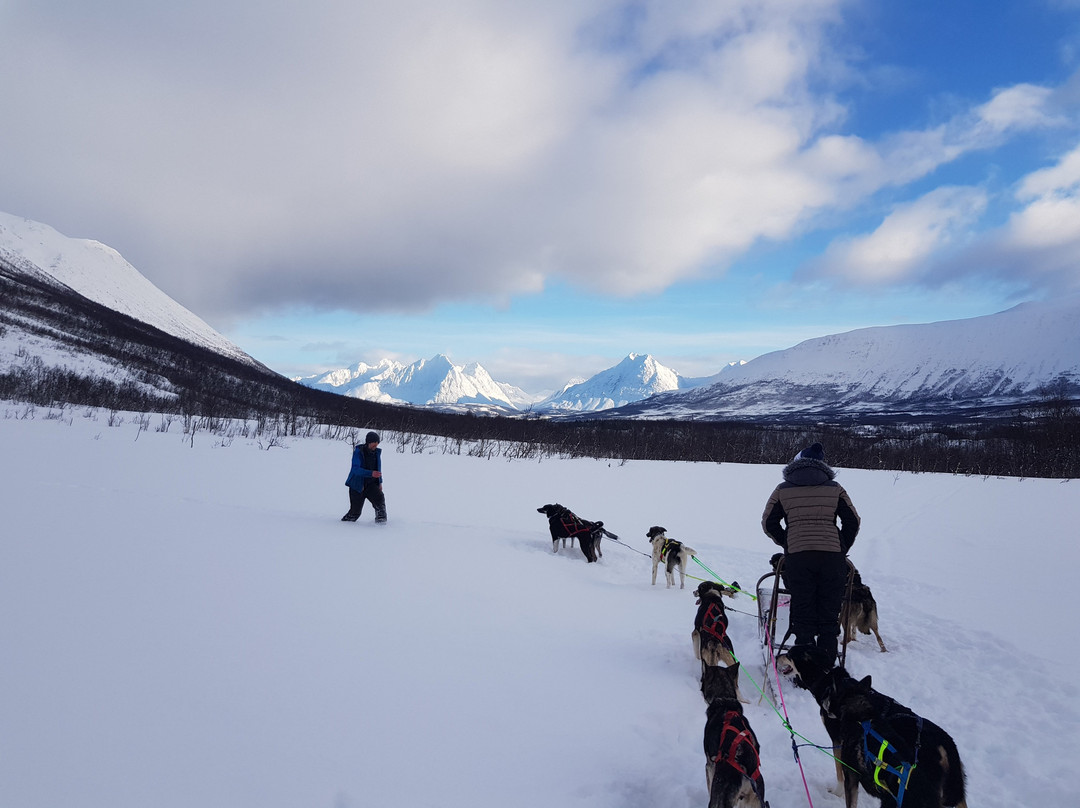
[296,354,536,410]
[538,353,702,412]
[302,352,703,413]
[0,211,259,368]
[621,297,1080,419]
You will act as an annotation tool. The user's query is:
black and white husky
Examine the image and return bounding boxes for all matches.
[646,526,696,589]
[702,663,767,808]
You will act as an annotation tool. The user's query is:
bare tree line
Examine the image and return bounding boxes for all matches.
[4,357,1078,479]
[5,256,1078,478]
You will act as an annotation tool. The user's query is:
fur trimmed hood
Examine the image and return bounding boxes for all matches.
[782,456,836,486]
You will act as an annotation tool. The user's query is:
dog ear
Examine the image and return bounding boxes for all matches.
[858,675,872,689]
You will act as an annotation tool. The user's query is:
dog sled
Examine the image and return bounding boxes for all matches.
[757,556,864,689]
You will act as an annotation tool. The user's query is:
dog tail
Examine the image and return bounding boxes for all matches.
[940,740,967,807]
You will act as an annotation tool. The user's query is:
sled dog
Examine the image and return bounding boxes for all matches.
[776,645,967,808]
[647,526,696,589]
[702,663,767,808]
[842,567,887,653]
[693,581,740,670]
[536,504,608,563]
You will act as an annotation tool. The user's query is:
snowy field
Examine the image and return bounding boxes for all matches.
[2,405,1078,808]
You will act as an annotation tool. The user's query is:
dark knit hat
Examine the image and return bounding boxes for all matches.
[797,442,825,461]
[366,431,380,444]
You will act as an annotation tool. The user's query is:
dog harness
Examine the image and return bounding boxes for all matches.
[700,603,730,643]
[659,538,681,561]
[861,716,922,808]
[558,513,596,537]
[715,710,765,804]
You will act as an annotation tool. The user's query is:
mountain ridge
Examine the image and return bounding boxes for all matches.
[610,297,1080,420]
[4,210,1078,422]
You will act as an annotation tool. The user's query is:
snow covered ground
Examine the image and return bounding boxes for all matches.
[1,405,1077,808]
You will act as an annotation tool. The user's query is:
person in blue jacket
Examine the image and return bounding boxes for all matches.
[342,431,387,523]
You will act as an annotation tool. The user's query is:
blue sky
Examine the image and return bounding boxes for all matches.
[3,1,1080,393]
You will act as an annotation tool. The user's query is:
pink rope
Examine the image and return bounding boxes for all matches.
[763,616,816,808]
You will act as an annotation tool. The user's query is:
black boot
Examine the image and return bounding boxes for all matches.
[816,631,839,662]
[374,508,387,524]
[790,623,815,649]
[341,512,360,522]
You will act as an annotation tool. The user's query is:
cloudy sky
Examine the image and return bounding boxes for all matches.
[3,0,1080,392]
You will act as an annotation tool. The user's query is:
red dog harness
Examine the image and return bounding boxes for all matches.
[559,513,595,537]
[715,710,765,802]
[700,602,729,643]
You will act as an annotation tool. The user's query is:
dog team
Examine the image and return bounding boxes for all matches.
[536,440,967,808]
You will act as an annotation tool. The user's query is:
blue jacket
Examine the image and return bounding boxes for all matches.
[346,445,382,491]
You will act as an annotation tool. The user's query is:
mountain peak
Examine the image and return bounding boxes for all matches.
[298,354,529,410]
[538,354,689,412]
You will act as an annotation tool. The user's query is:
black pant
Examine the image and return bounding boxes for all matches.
[783,551,847,656]
[348,484,386,518]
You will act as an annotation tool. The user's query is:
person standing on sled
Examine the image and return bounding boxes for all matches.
[761,442,859,660]
[342,431,387,523]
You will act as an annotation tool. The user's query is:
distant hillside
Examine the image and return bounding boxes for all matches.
[0,212,258,367]
[611,297,1080,421]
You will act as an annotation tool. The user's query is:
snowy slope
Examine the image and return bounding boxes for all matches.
[633,297,1080,417]
[1,406,1077,808]
[0,211,259,367]
[539,353,700,412]
[296,354,535,409]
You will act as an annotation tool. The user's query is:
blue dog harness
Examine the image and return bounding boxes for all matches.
[861,716,922,807]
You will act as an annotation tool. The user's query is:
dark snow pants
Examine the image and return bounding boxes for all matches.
[783,551,847,658]
[347,483,386,519]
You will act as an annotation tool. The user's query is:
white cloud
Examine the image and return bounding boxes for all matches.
[823,142,1080,296]
[1005,194,1080,249]
[813,187,989,284]
[975,83,1059,133]
[0,0,1073,320]
[1017,143,1080,198]
[993,143,1080,281]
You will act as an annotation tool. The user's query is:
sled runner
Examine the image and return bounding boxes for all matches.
[756,558,794,694]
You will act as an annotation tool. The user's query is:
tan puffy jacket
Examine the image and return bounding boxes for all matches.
[762,458,860,554]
